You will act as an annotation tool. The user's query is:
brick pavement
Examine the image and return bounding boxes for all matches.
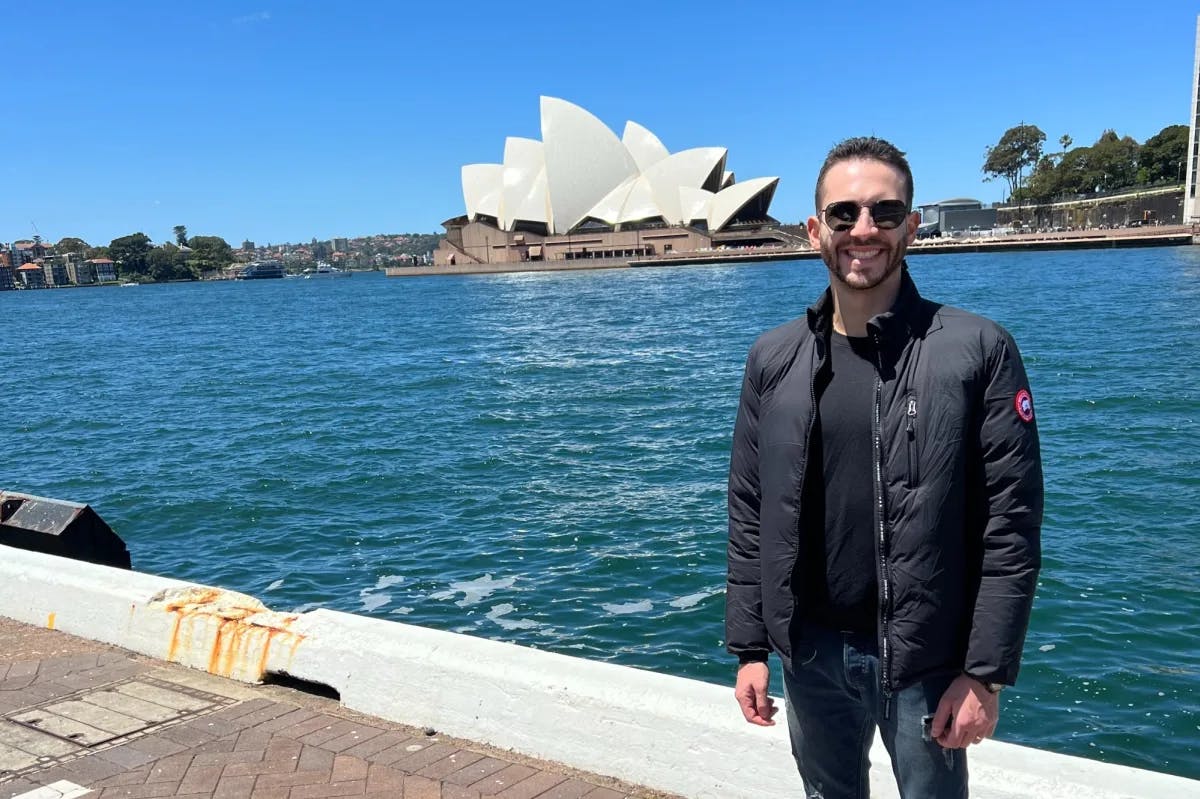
[0,618,679,799]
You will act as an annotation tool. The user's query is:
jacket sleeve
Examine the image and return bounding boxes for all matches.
[726,346,769,663]
[965,328,1043,686]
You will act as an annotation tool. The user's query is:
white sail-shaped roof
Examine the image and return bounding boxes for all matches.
[462,163,505,222]
[504,136,543,170]
[709,176,779,231]
[585,176,638,226]
[622,121,669,172]
[617,177,662,225]
[679,186,715,225]
[541,96,638,234]
[722,171,736,189]
[510,167,550,229]
[500,138,546,229]
[642,147,727,225]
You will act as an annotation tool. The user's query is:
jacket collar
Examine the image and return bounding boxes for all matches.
[806,263,926,341]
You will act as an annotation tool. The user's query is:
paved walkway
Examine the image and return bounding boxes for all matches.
[0,618,678,799]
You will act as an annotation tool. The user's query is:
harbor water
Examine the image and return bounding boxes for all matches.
[2,248,1198,779]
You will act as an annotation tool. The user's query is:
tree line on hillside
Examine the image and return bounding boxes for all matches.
[983,123,1187,205]
[47,228,445,282]
[365,233,442,259]
[51,227,233,281]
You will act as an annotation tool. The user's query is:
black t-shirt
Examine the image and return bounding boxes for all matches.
[800,331,879,634]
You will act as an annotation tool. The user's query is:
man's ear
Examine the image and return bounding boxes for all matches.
[905,211,920,244]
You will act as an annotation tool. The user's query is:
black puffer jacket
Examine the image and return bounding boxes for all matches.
[725,268,1042,692]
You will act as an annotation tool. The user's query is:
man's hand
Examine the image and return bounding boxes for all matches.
[734,661,777,726]
[931,674,999,749]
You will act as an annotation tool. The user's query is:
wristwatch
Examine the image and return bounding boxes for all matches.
[966,673,1004,694]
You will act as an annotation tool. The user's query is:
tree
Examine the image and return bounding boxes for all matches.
[173,225,189,247]
[108,233,154,278]
[1089,130,1139,191]
[1138,124,1188,183]
[1057,135,1073,167]
[1055,146,1096,196]
[187,235,234,274]
[983,124,1046,201]
[1020,156,1062,203]
[55,237,90,256]
[147,243,189,281]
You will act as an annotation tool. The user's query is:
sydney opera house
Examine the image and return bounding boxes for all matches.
[435,97,793,266]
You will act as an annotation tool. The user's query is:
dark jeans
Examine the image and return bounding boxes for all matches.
[782,623,967,799]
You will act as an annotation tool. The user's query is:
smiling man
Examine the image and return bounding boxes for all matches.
[725,137,1043,798]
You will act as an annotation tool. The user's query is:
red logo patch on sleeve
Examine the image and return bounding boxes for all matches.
[1014,389,1034,423]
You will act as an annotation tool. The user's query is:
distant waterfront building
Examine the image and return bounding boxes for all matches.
[0,263,14,291]
[66,255,94,285]
[1187,15,1200,222]
[436,97,784,266]
[87,258,117,283]
[12,239,48,264]
[918,198,998,236]
[11,242,34,268]
[41,256,70,287]
[16,263,45,288]
[332,237,348,252]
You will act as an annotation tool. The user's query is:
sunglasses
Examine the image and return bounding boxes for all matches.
[821,199,910,232]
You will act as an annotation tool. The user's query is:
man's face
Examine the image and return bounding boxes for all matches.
[806,159,918,292]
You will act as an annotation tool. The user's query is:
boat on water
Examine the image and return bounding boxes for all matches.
[236,260,286,280]
[302,261,351,279]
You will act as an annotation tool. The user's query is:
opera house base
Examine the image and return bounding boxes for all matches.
[424,217,810,274]
[0,545,1195,799]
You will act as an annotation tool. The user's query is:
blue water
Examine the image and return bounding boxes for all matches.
[2,249,1198,779]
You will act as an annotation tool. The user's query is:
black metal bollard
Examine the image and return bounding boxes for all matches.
[0,491,131,569]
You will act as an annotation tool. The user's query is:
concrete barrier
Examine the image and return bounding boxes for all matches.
[0,545,1195,799]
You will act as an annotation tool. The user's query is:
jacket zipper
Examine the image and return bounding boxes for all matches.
[906,394,919,486]
[872,334,894,711]
[789,339,824,657]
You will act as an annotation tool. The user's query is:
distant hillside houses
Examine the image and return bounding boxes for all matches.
[1,231,442,288]
[235,233,441,269]
[0,240,117,290]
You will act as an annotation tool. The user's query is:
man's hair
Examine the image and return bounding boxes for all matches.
[814,137,914,211]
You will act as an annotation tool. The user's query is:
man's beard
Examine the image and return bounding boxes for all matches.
[820,233,907,291]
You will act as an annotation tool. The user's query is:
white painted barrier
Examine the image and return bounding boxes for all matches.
[0,545,1195,799]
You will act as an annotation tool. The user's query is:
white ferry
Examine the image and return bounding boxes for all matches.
[302,261,351,279]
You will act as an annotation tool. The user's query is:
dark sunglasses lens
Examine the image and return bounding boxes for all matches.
[872,201,909,229]
[825,201,859,230]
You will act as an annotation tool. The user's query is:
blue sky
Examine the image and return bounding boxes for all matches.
[4,1,1194,247]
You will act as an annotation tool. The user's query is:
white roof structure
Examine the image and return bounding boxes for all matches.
[622,121,670,172]
[459,97,778,235]
[499,137,546,231]
[461,164,504,223]
[709,176,779,232]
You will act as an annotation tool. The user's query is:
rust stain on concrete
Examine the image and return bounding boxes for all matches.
[150,586,305,682]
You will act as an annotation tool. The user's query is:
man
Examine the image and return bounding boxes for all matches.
[725,137,1042,799]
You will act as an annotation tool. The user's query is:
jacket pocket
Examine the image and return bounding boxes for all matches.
[904,392,919,487]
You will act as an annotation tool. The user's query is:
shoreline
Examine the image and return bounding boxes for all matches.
[387,226,1196,277]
